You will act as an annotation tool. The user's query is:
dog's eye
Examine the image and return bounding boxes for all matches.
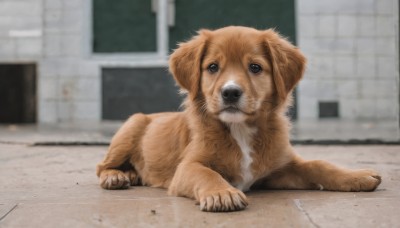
[207,63,219,74]
[249,64,262,74]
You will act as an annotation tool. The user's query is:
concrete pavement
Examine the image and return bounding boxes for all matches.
[0,144,399,227]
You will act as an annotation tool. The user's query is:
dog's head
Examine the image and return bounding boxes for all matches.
[169,26,306,123]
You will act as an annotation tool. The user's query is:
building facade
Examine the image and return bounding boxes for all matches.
[0,0,398,131]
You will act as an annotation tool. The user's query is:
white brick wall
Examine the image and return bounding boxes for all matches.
[0,0,42,62]
[297,0,399,121]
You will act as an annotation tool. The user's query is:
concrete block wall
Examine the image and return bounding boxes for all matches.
[39,0,100,122]
[0,0,399,123]
[0,0,42,61]
[297,0,399,121]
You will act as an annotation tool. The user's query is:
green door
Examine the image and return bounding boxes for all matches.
[93,0,296,53]
[93,0,157,52]
[169,0,296,50]
[169,0,297,118]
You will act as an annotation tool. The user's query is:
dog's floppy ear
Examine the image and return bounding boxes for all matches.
[169,30,210,99]
[263,29,306,101]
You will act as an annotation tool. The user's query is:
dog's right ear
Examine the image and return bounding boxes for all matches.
[263,29,306,102]
[169,30,210,100]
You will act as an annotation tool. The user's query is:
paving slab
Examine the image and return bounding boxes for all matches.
[297,198,400,228]
[0,144,399,227]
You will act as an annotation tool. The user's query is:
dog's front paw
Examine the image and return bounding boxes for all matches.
[124,170,141,186]
[99,169,130,190]
[339,169,382,192]
[199,188,248,212]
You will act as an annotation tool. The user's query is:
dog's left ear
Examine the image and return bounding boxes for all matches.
[263,29,306,101]
[169,30,210,99]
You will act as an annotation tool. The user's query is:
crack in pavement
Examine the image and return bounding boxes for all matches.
[293,199,320,228]
[0,204,18,222]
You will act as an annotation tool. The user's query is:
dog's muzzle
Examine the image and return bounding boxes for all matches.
[221,87,242,104]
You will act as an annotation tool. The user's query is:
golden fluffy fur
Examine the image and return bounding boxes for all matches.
[96,26,381,212]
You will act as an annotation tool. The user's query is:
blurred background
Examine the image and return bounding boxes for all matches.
[0,0,398,142]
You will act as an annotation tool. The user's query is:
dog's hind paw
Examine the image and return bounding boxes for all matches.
[338,169,382,192]
[99,169,130,190]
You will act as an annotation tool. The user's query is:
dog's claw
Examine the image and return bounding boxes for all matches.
[199,188,248,212]
[99,169,130,190]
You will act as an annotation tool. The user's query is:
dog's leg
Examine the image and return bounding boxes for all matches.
[97,164,142,190]
[97,142,134,190]
[168,162,248,212]
[98,169,130,189]
[263,156,381,191]
[96,114,149,190]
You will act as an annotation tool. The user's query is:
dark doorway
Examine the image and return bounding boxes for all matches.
[0,64,37,123]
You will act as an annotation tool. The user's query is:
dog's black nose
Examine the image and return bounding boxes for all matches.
[221,87,242,103]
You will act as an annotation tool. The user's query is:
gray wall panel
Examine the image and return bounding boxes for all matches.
[102,68,183,120]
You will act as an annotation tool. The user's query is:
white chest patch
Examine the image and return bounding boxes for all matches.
[229,123,257,192]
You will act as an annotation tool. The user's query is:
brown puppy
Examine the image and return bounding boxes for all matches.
[96,26,381,212]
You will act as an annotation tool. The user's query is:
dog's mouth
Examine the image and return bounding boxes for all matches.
[217,105,257,123]
[221,106,241,113]
[218,106,255,115]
